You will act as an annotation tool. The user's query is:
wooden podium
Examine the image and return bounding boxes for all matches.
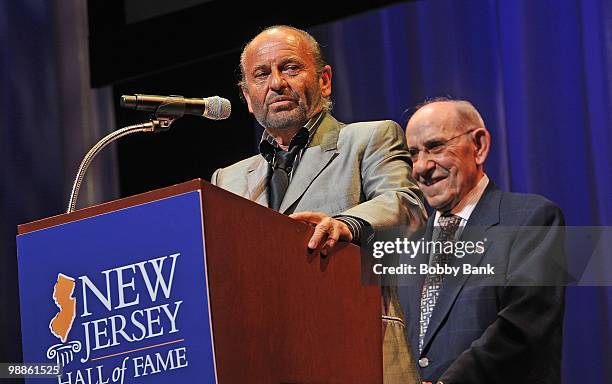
[17,179,382,383]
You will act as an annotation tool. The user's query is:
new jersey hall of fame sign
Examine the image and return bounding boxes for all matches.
[17,191,217,383]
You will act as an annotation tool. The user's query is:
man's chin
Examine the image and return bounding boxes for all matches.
[424,193,454,212]
[262,111,307,130]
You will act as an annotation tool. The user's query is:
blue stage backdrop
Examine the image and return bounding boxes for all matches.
[0,0,117,369]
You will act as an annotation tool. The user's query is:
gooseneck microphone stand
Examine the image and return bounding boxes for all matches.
[66,94,231,213]
[66,117,175,213]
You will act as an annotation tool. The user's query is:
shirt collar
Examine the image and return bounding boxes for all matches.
[259,111,325,161]
[434,174,490,224]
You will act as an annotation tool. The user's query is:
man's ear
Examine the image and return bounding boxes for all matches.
[473,128,490,166]
[319,65,332,97]
[242,87,254,113]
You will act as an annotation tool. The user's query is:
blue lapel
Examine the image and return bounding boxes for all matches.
[420,182,502,354]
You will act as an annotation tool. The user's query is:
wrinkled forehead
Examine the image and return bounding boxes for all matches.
[244,29,312,64]
[406,103,460,145]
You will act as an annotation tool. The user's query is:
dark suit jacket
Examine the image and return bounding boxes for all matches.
[399,182,566,384]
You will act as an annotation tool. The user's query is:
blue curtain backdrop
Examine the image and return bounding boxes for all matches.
[309,1,611,382]
[0,0,118,368]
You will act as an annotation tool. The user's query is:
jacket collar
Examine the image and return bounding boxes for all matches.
[245,112,341,212]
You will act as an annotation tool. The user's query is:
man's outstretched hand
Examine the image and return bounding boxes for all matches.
[289,211,353,256]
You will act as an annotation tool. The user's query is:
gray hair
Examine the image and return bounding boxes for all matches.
[238,25,333,112]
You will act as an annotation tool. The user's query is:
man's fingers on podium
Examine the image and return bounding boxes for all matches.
[289,211,330,249]
[320,221,339,256]
[308,219,332,250]
[289,212,346,255]
[308,225,327,250]
[321,236,338,257]
[289,211,325,225]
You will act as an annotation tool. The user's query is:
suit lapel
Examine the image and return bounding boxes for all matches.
[421,183,502,353]
[246,157,269,206]
[279,114,340,213]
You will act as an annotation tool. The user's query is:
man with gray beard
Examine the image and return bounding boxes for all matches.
[212,25,426,383]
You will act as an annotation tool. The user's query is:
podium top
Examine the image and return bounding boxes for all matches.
[17,177,383,382]
[18,179,206,235]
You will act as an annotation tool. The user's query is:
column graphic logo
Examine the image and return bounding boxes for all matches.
[47,273,81,366]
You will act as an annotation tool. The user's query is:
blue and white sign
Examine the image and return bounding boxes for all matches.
[17,191,216,383]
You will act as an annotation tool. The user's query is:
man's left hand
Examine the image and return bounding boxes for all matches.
[289,211,353,256]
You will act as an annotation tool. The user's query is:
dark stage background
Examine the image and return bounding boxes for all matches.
[1,1,610,383]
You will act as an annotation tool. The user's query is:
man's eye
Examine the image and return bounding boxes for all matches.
[407,148,419,158]
[284,65,300,75]
[426,142,445,153]
[253,71,268,79]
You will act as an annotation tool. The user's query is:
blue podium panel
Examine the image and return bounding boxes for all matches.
[17,191,216,383]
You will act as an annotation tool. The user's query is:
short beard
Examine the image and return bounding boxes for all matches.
[257,105,309,130]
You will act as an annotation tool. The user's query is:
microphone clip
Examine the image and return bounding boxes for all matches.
[148,116,176,133]
[153,95,187,120]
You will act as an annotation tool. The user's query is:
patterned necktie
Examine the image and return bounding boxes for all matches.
[419,213,462,352]
[268,130,309,211]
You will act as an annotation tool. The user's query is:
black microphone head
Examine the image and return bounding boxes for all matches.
[204,96,231,120]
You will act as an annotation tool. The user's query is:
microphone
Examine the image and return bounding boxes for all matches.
[120,94,231,120]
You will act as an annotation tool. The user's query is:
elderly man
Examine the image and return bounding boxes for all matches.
[211,25,426,382]
[400,98,565,384]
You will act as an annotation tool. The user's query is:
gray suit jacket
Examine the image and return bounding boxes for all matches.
[212,113,426,383]
[211,113,425,233]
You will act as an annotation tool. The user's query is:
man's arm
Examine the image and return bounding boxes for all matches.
[341,120,426,233]
[290,121,426,253]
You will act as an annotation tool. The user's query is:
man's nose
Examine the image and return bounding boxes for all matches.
[412,153,435,178]
[269,68,287,91]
